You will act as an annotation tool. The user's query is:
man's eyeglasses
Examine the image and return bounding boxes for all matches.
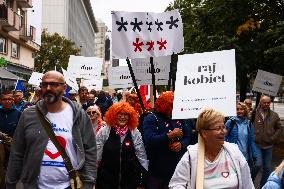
[205,126,227,132]
[1,98,13,101]
[40,82,65,88]
[87,111,98,115]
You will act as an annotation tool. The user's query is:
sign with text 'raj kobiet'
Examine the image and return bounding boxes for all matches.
[252,70,282,96]
[67,55,103,79]
[108,66,133,89]
[112,10,184,59]
[172,49,236,119]
[131,56,170,85]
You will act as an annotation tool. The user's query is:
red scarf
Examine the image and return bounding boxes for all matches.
[114,125,128,137]
[96,119,103,134]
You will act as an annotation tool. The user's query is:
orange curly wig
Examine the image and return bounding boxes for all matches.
[104,101,138,130]
[155,91,174,116]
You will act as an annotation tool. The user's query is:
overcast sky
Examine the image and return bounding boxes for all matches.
[91,0,174,29]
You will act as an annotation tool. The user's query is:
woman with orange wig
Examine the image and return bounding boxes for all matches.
[143,91,191,189]
[96,101,148,189]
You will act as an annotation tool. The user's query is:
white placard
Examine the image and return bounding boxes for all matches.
[82,79,103,91]
[112,10,184,59]
[62,68,79,91]
[172,49,236,119]
[28,72,43,86]
[252,70,282,96]
[131,56,170,85]
[67,55,103,79]
[108,66,133,89]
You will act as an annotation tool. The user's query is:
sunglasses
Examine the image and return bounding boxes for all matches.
[40,82,65,88]
[87,111,98,115]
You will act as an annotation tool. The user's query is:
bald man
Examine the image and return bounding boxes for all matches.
[6,71,97,189]
[251,95,282,188]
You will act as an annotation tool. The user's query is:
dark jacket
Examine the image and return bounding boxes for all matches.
[6,97,97,189]
[253,108,282,148]
[143,112,190,180]
[0,108,21,137]
[97,128,147,189]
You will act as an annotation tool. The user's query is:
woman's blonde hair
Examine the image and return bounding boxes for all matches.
[275,160,284,177]
[237,102,249,118]
[196,109,224,130]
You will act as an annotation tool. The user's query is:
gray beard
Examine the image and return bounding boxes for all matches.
[43,93,59,104]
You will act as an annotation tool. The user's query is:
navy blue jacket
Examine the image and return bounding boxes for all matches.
[143,112,190,180]
[0,108,22,137]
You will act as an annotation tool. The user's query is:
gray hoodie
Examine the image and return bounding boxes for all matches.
[6,97,97,189]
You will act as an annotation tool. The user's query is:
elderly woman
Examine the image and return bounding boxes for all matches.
[96,101,148,189]
[169,109,254,189]
[86,105,105,135]
[225,102,257,171]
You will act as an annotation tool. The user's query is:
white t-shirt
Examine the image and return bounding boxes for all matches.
[204,148,238,189]
[38,104,79,189]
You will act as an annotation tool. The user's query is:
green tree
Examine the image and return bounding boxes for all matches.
[0,57,8,67]
[167,0,284,101]
[35,30,80,72]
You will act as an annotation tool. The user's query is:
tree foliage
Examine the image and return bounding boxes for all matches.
[34,30,80,73]
[167,0,284,101]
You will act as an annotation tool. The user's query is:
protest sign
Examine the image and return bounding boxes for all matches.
[28,72,43,86]
[252,70,282,96]
[131,56,170,85]
[172,49,236,119]
[108,66,133,89]
[82,79,103,91]
[112,10,184,59]
[62,68,79,91]
[67,55,103,79]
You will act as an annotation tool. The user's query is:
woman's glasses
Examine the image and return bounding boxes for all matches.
[205,126,227,132]
[87,111,98,115]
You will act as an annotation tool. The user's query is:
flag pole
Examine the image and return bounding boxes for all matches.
[126,58,145,112]
[149,57,157,102]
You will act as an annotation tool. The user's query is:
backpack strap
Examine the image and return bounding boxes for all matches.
[227,118,236,136]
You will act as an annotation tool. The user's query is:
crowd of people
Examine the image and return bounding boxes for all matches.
[0,70,283,189]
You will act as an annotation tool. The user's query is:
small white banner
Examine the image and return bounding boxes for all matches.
[62,68,79,91]
[131,56,171,85]
[112,10,184,59]
[252,70,282,96]
[28,72,44,86]
[82,79,103,91]
[108,66,133,89]
[172,49,236,119]
[67,55,103,79]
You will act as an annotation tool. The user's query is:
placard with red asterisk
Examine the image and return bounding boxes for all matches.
[112,10,184,59]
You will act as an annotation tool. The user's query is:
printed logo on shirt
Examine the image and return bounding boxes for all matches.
[221,172,229,178]
[44,135,66,159]
[51,123,69,133]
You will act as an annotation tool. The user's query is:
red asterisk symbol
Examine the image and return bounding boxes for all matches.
[146,40,155,51]
[133,38,144,52]
[157,38,167,50]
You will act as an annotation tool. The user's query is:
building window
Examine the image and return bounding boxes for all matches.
[11,42,19,58]
[0,37,7,54]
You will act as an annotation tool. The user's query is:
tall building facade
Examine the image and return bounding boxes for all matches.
[0,0,41,89]
[42,0,98,56]
[94,19,106,58]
